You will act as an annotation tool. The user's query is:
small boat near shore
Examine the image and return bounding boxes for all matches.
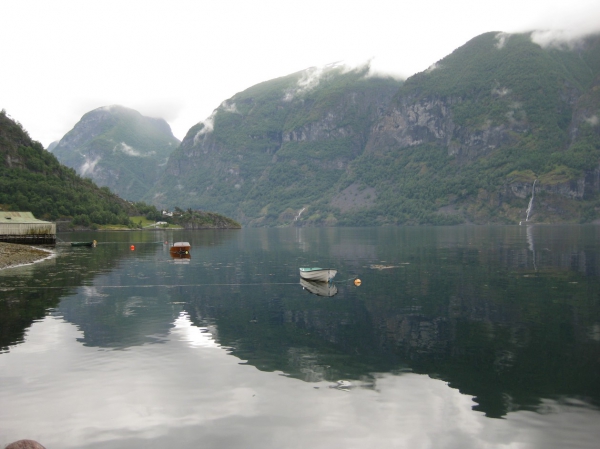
[170,241,191,256]
[299,267,337,282]
[71,240,96,247]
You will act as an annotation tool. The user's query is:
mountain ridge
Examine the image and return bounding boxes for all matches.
[50,105,180,202]
[149,31,600,226]
[151,65,402,225]
[0,109,137,226]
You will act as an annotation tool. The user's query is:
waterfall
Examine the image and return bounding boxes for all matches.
[525,180,537,222]
[294,207,306,221]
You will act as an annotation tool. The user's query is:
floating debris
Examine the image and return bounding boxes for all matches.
[329,380,353,391]
[370,264,398,270]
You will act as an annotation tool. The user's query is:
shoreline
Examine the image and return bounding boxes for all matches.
[0,242,54,271]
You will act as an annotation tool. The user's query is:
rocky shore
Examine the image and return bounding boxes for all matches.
[0,242,52,270]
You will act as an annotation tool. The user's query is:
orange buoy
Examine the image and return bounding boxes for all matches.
[354,278,362,286]
[130,245,135,251]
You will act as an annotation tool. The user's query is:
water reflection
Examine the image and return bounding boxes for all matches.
[300,279,338,297]
[2,315,599,449]
[171,226,600,418]
[1,226,600,447]
[170,253,191,264]
[170,311,218,348]
[526,225,537,270]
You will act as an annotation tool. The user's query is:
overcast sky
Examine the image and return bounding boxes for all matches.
[2,0,600,147]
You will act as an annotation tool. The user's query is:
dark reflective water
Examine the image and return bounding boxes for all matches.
[1,226,600,448]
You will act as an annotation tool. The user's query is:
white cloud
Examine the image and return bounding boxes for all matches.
[283,66,328,101]
[530,29,592,49]
[425,62,441,73]
[80,156,101,176]
[193,111,216,143]
[1,0,600,146]
[114,142,141,157]
[495,32,511,49]
[284,63,368,102]
[135,100,184,123]
[220,100,238,113]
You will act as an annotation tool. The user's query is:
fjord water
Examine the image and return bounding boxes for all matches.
[1,226,599,448]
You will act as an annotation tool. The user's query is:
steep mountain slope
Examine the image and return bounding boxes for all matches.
[51,105,180,201]
[151,65,402,225]
[0,109,136,225]
[153,32,600,226]
[352,32,600,224]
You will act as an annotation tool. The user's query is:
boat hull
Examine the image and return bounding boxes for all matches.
[71,241,95,247]
[170,241,190,255]
[299,268,337,282]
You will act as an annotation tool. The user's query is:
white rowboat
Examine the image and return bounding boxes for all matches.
[299,267,337,282]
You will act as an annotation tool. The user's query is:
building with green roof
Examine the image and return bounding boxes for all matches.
[0,212,56,244]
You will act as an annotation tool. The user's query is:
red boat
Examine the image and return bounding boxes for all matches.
[169,241,191,256]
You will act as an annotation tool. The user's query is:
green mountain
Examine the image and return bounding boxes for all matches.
[152,32,600,226]
[151,65,402,225]
[360,31,600,224]
[50,105,180,202]
[0,109,136,226]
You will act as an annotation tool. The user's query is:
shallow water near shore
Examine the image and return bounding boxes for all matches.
[0,242,54,270]
[1,226,600,448]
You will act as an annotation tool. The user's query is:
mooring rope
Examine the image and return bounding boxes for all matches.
[6,282,306,290]
[1,279,365,290]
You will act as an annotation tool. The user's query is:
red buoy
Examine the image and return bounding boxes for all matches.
[130,245,135,251]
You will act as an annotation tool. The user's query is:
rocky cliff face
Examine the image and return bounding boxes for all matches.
[153,32,600,226]
[366,94,526,161]
[356,31,600,224]
[152,66,401,225]
[51,105,180,201]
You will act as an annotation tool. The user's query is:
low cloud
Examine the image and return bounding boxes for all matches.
[531,29,590,49]
[135,101,184,123]
[114,142,141,157]
[220,101,238,113]
[425,62,441,73]
[80,156,101,176]
[283,62,376,102]
[495,32,511,49]
[530,16,600,49]
[283,66,328,101]
[193,111,216,144]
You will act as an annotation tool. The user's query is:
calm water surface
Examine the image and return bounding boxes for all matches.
[1,226,600,448]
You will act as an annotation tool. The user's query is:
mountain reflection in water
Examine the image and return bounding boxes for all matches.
[1,226,600,448]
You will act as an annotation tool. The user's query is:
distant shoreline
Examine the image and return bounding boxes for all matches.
[0,242,54,271]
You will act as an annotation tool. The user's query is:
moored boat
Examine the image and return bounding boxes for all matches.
[71,240,96,247]
[299,267,337,282]
[170,241,191,255]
